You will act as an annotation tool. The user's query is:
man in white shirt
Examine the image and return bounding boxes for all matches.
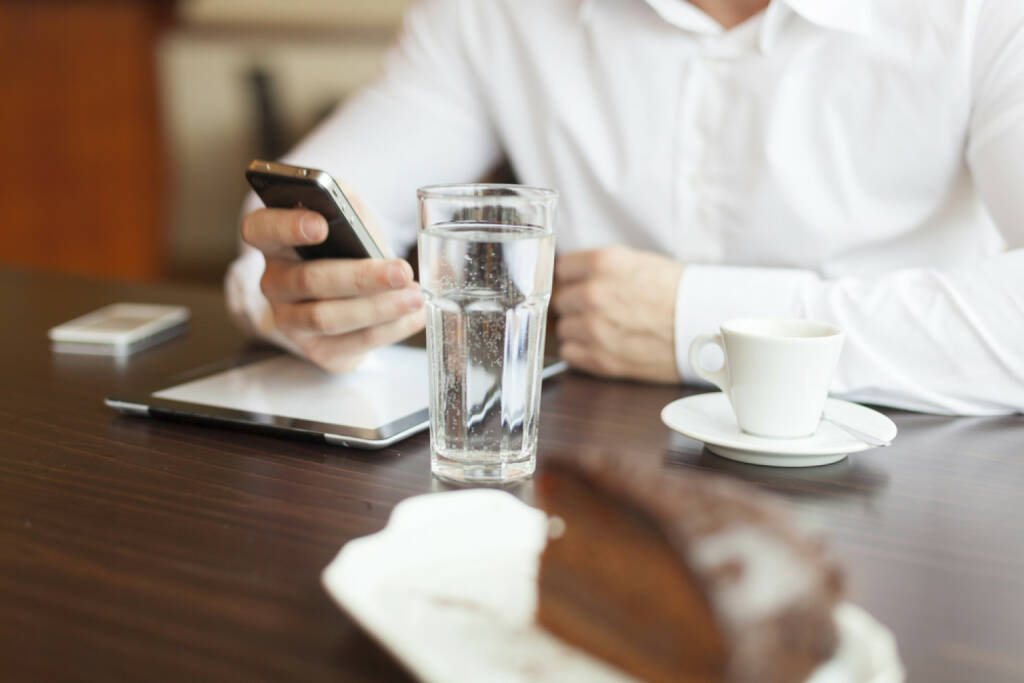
[229,0,1024,415]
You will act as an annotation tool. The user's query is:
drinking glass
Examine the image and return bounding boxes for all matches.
[417,184,557,484]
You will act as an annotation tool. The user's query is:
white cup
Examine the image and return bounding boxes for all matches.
[688,318,844,438]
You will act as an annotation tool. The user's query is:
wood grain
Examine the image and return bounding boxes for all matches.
[1,269,1023,682]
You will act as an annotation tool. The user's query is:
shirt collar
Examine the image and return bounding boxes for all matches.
[780,0,872,36]
[578,0,721,33]
[578,0,872,37]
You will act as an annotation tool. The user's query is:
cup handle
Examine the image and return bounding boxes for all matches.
[689,333,729,393]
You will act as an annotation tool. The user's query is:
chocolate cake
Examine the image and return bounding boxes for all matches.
[535,451,843,683]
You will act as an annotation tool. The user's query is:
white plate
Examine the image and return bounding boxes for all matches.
[322,490,904,683]
[661,393,898,467]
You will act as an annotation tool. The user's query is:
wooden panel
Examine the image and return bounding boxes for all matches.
[0,0,173,280]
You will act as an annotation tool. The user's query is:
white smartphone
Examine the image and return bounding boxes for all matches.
[245,159,392,260]
[48,303,190,356]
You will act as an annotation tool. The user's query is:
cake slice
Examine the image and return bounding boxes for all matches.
[535,451,843,683]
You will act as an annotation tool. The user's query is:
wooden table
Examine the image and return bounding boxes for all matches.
[2,269,1022,682]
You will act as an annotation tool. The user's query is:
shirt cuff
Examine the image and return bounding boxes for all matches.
[674,264,820,384]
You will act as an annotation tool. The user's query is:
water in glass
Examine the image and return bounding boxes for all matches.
[419,221,554,484]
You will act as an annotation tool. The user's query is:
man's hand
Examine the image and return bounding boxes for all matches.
[241,207,425,373]
[552,246,684,383]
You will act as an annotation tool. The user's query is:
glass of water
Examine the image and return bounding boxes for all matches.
[417,184,558,485]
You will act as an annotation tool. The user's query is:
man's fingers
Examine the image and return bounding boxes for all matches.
[261,258,415,302]
[555,313,617,351]
[299,310,426,373]
[554,246,627,284]
[558,341,626,378]
[274,286,424,335]
[551,280,606,315]
[554,250,600,284]
[241,208,328,258]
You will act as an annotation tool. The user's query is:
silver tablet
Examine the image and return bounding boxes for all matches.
[106,345,567,449]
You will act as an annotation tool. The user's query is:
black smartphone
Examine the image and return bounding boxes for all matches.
[245,159,390,260]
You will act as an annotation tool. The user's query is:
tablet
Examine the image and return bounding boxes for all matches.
[105,346,568,449]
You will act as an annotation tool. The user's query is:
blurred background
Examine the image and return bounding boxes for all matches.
[0,0,413,285]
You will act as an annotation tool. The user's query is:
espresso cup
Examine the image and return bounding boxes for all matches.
[688,318,844,438]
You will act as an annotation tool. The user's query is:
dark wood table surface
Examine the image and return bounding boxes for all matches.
[2,268,1023,682]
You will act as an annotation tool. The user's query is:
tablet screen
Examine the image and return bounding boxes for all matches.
[154,345,429,431]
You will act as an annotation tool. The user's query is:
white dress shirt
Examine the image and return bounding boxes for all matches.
[227,0,1024,415]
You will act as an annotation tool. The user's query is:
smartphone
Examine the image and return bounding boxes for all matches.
[245,159,391,260]
[49,303,190,356]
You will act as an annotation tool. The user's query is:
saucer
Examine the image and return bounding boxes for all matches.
[660,392,897,467]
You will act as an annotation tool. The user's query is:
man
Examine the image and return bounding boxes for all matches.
[228,0,1024,415]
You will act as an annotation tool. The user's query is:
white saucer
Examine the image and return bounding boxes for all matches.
[661,392,897,467]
